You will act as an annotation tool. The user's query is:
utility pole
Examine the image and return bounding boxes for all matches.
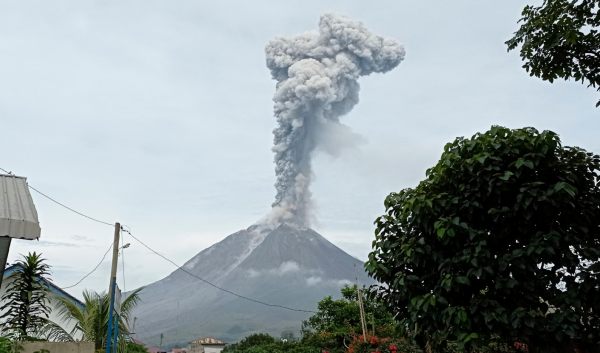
[109,222,120,297]
[106,222,120,353]
[354,264,368,342]
[132,317,137,339]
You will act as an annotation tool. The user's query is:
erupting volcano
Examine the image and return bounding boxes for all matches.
[130,13,404,348]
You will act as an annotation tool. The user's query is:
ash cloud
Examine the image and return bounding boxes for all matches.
[263,13,405,227]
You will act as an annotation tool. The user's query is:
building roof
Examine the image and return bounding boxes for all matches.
[3,265,85,309]
[132,339,146,346]
[0,174,41,240]
[146,347,167,353]
[192,338,227,345]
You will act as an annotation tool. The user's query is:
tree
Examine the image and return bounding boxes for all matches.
[366,126,600,352]
[280,331,295,341]
[0,252,52,339]
[39,288,143,352]
[303,284,395,340]
[506,0,600,106]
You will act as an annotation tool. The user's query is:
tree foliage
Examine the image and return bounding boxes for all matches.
[367,126,600,352]
[506,0,600,106]
[303,284,395,340]
[38,288,143,353]
[0,253,52,339]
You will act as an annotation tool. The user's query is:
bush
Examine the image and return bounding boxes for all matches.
[367,126,600,352]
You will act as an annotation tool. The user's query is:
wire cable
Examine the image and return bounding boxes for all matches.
[0,165,316,313]
[28,185,114,226]
[121,226,317,313]
[62,242,114,289]
[0,166,113,227]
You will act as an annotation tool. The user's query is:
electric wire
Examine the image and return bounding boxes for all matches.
[62,242,114,289]
[0,165,317,314]
[0,166,113,227]
[121,227,317,313]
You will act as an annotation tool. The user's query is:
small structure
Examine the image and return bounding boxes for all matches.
[186,338,227,353]
[0,174,41,286]
[0,265,85,336]
[0,265,84,332]
[146,347,168,353]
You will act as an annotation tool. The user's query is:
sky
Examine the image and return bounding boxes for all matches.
[1,0,599,299]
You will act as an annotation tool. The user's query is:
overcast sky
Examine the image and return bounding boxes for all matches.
[2,1,599,299]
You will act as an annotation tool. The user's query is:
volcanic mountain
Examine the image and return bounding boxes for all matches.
[130,224,374,348]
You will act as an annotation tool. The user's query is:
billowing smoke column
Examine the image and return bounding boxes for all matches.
[263,13,405,227]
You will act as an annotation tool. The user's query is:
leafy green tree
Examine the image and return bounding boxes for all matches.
[122,340,148,353]
[506,0,600,106]
[367,126,600,352]
[280,331,296,341]
[224,333,275,350]
[303,284,395,340]
[38,288,143,352]
[0,253,52,339]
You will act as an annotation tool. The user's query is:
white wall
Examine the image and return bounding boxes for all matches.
[204,346,225,353]
[0,275,82,338]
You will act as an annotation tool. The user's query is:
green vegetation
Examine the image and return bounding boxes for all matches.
[302,284,395,347]
[506,0,600,106]
[39,288,143,353]
[0,253,52,340]
[367,126,600,352]
[223,285,421,353]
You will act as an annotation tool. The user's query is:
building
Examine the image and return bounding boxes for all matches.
[0,265,85,337]
[186,338,227,353]
[147,347,168,353]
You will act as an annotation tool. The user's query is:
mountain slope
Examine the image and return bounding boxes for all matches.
[131,224,373,348]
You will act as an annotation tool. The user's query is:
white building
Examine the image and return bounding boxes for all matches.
[0,265,85,337]
[186,338,227,353]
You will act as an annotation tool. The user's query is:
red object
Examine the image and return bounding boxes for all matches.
[390,344,397,351]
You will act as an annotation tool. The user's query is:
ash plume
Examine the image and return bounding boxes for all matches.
[263,13,405,227]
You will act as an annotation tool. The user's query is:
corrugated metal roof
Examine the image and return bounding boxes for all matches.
[192,338,227,345]
[0,174,40,240]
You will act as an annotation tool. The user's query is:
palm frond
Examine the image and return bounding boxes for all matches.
[35,321,75,342]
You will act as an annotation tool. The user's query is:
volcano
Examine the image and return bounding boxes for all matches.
[130,224,373,348]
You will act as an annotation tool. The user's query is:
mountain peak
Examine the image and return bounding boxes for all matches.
[132,225,373,347]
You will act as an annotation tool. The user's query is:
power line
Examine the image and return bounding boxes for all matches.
[0,166,113,227]
[121,227,317,313]
[63,242,114,289]
[0,165,316,314]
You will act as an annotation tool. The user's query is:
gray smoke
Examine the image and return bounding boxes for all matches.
[263,13,405,227]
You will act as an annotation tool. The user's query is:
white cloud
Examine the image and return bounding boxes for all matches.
[306,277,353,287]
[306,276,323,286]
[277,261,300,274]
[247,261,301,278]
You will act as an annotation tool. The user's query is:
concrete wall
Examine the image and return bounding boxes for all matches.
[186,342,204,353]
[21,342,94,353]
[185,343,225,353]
[204,346,225,353]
